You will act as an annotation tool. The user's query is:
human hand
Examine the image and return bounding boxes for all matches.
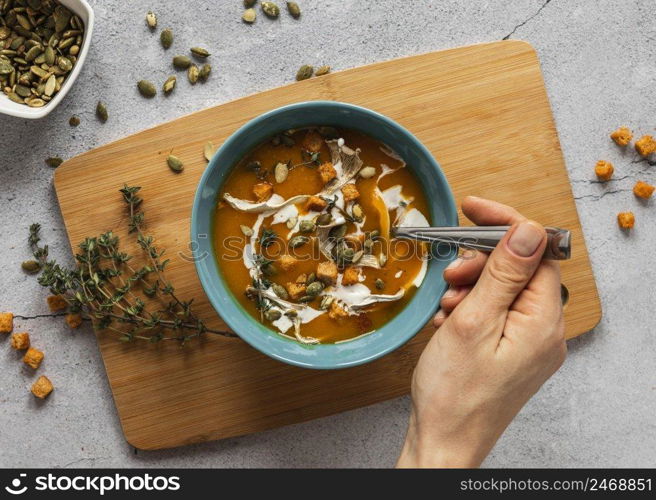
[397,196,566,468]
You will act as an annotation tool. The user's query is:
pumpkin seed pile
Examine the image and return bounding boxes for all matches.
[0,0,85,108]
[241,1,302,24]
[296,63,331,81]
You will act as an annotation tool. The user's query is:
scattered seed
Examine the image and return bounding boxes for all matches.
[352,203,364,221]
[242,8,257,23]
[375,278,385,290]
[359,166,376,179]
[272,284,289,300]
[261,1,280,18]
[298,295,314,303]
[286,216,297,229]
[146,11,157,29]
[329,224,347,239]
[378,253,387,267]
[306,281,323,296]
[68,115,80,126]
[352,250,363,264]
[45,157,63,168]
[316,213,332,226]
[96,101,108,122]
[137,79,156,98]
[204,141,216,162]
[319,295,334,310]
[315,65,331,76]
[21,260,41,274]
[188,64,199,84]
[296,64,313,81]
[299,220,316,233]
[274,162,289,183]
[306,273,316,284]
[162,75,176,94]
[173,55,191,69]
[199,63,211,81]
[167,155,184,172]
[289,235,309,248]
[240,224,254,237]
[286,1,301,18]
[160,28,173,49]
[190,47,210,58]
[264,309,282,321]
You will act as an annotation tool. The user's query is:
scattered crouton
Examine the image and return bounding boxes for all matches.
[303,130,324,153]
[305,195,327,212]
[11,332,30,350]
[328,301,348,320]
[253,182,273,202]
[286,282,307,301]
[295,273,307,284]
[633,181,655,199]
[65,313,83,329]
[278,255,297,271]
[617,212,635,229]
[318,162,337,184]
[341,183,360,202]
[610,126,633,147]
[594,160,614,181]
[0,312,13,334]
[23,347,44,370]
[342,267,360,286]
[47,295,68,312]
[635,135,656,156]
[317,260,338,285]
[31,375,53,399]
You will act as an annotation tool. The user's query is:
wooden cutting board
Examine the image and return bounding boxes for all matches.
[54,41,601,450]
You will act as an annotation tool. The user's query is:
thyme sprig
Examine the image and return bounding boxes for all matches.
[28,185,236,344]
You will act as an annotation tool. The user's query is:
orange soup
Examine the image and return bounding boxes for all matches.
[213,127,431,344]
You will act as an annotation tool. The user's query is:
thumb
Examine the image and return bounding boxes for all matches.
[462,220,547,316]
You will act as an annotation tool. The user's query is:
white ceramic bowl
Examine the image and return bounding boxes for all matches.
[0,0,94,119]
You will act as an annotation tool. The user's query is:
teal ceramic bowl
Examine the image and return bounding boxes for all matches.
[191,101,457,369]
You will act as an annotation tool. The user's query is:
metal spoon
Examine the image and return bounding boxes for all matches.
[392,226,571,260]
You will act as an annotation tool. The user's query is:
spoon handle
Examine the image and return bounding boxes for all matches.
[392,226,571,260]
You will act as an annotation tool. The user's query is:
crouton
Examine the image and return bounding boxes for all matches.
[253,182,273,202]
[305,195,327,212]
[303,130,324,153]
[11,332,30,350]
[610,126,632,147]
[594,160,614,181]
[617,212,635,229]
[635,135,656,156]
[295,273,307,284]
[341,183,360,202]
[23,347,44,370]
[0,312,13,334]
[286,282,307,301]
[342,267,360,286]
[31,375,53,399]
[318,162,337,184]
[278,255,297,271]
[65,313,83,329]
[633,180,655,199]
[317,260,338,285]
[47,295,68,312]
[328,301,348,320]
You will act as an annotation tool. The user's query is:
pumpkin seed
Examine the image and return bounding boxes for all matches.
[289,235,309,248]
[68,115,80,126]
[378,253,387,267]
[274,162,289,183]
[26,97,45,107]
[160,28,173,49]
[187,64,199,84]
[244,0,257,7]
[96,101,108,122]
[68,44,79,56]
[286,1,301,18]
[190,47,210,58]
[43,73,56,96]
[352,203,364,221]
[375,278,385,290]
[172,55,191,69]
[298,295,315,303]
[203,141,216,162]
[45,157,63,168]
[296,64,313,81]
[329,224,346,239]
[264,309,282,321]
[369,229,380,240]
[24,44,42,62]
[359,166,376,179]
[315,65,331,76]
[14,84,31,97]
[58,56,72,71]
[261,1,280,18]
[240,224,253,237]
[306,272,316,285]
[199,63,211,81]
[0,60,14,75]
[271,283,289,300]
[306,281,324,296]
[242,8,257,23]
[285,309,298,318]
[44,45,55,65]
[316,213,332,226]
[299,220,316,233]
[21,259,41,273]
[286,216,297,229]
[352,250,363,264]
[363,239,373,253]
[162,75,176,94]
[146,11,157,29]
[137,79,156,98]
[319,295,334,310]
[167,155,184,172]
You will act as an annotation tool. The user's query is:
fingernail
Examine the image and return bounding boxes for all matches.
[445,258,463,271]
[435,309,446,319]
[460,249,477,260]
[508,222,544,257]
[443,286,458,299]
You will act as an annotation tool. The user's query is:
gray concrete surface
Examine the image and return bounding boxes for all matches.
[1,0,654,468]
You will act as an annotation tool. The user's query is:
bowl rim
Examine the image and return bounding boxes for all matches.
[191,100,458,369]
[0,0,94,119]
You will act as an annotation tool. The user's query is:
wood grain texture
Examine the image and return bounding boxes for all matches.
[54,41,601,450]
